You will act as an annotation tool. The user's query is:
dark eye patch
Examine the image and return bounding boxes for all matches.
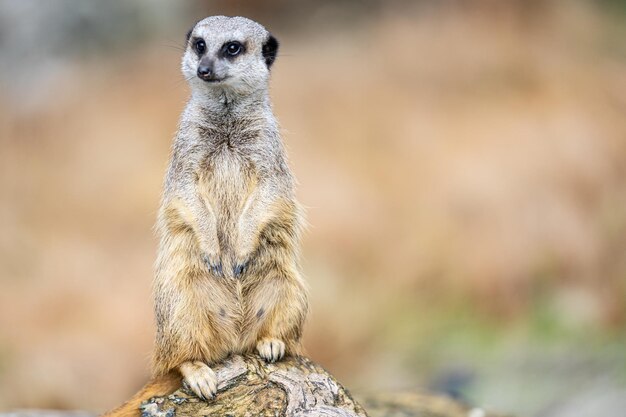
[192,37,206,56]
[220,41,246,59]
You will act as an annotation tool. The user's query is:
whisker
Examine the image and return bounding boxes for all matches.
[161,43,186,52]
[165,46,185,52]
[161,38,188,52]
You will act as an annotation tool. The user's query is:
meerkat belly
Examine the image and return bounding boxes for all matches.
[194,149,264,352]
[203,150,258,253]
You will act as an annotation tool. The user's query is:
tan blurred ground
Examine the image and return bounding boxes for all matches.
[0,2,625,415]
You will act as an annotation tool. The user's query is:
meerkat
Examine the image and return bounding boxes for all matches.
[103,16,308,416]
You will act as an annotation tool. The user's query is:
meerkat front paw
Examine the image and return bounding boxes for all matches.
[232,258,250,277]
[202,253,223,277]
[256,337,285,363]
[233,236,256,278]
[232,247,255,277]
[179,361,218,401]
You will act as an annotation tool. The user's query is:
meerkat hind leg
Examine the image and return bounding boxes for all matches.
[179,361,218,400]
[256,337,285,363]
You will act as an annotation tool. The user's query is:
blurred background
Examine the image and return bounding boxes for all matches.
[1,0,625,416]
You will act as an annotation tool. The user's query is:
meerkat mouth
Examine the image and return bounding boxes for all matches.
[201,76,230,84]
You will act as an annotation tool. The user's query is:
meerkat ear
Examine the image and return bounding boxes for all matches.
[262,35,279,68]
[185,20,200,45]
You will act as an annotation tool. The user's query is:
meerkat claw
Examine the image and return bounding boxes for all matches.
[256,338,285,363]
[203,254,223,277]
[233,261,248,277]
[180,362,218,401]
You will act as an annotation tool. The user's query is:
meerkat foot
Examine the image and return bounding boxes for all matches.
[179,361,218,400]
[202,253,223,277]
[256,337,285,363]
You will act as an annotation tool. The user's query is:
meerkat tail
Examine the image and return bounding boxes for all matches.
[101,372,180,417]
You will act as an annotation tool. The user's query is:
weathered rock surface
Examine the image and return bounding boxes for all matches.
[140,355,367,417]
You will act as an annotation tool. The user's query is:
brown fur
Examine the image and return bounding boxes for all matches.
[101,372,180,417]
[102,16,308,416]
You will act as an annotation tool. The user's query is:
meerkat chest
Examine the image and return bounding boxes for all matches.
[200,145,259,210]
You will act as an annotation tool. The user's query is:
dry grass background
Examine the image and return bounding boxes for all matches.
[0,1,625,415]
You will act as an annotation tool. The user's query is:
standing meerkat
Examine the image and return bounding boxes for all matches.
[103,16,308,417]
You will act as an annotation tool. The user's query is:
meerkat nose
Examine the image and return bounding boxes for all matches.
[197,64,214,80]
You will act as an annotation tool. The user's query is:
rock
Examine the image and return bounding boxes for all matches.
[139,355,367,417]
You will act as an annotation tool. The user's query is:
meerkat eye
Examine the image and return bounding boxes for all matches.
[194,39,206,55]
[223,41,243,57]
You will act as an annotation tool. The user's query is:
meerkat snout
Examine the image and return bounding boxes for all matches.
[197,58,217,82]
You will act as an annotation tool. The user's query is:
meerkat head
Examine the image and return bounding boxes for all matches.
[181,16,279,95]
